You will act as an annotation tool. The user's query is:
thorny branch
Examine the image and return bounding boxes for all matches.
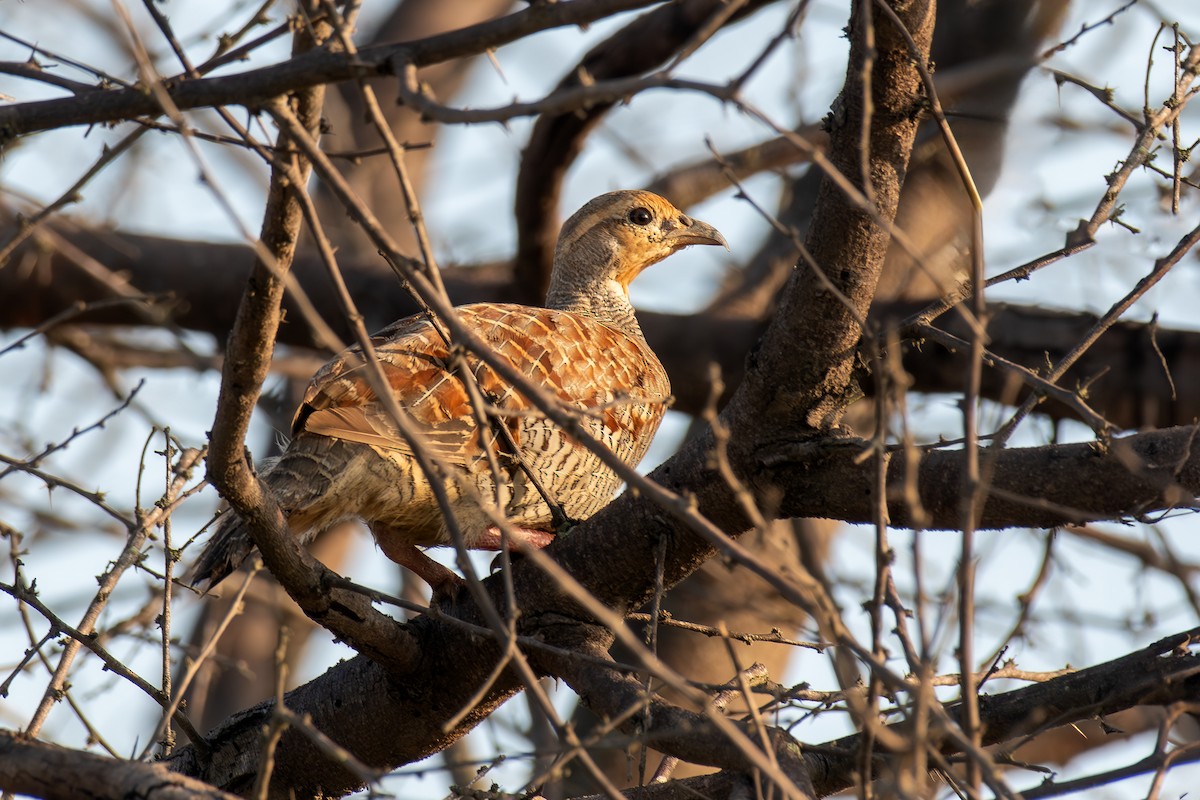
[0,0,664,138]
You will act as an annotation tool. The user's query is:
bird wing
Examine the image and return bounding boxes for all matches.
[291,304,670,470]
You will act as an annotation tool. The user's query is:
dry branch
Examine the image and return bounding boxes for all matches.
[201,11,421,677]
[0,0,662,138]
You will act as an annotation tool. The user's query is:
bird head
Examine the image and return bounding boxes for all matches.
[552,190,728,293]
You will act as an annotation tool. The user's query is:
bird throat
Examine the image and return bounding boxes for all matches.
[547,275,643,338]
[545,259,644,338]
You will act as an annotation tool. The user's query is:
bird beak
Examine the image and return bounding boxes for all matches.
[666,216,730,251]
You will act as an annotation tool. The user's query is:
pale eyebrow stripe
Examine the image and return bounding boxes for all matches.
[556,202,616,254]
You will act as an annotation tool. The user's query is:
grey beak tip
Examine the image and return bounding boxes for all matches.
[708,229,731,252]
[694,220,730,251]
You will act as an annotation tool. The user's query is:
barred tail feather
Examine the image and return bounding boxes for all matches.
[189,509,256,592]
[189,436,361,592]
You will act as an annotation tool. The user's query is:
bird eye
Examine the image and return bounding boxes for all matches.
[628,207,653,226]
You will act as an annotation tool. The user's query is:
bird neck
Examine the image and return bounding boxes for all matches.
[545,252,645,338]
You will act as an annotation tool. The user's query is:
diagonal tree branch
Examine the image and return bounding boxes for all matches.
[0,0,661,139]
[201,10,420,677]
[728,0,934,434]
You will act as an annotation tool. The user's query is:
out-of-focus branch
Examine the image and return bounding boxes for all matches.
[644,125,825,210]
[7,222,1200,431]
[0,220,515,346]
[0,61,102,95]
[316,0,513,256]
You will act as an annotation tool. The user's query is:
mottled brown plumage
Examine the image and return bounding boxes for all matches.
[192,190,726,592]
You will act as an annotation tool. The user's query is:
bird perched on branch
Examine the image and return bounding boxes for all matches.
[192,190,727,594]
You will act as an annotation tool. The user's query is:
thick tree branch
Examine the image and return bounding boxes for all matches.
[0,729,239,800]
[665,425,1200,543]
[166,630,522,798]
[731,0,934,432]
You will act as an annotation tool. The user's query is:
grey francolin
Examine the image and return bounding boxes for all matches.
[192,190,726,593]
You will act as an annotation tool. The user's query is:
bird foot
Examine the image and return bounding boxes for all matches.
[483,526,557,575]
[477,526,556,551]
[374,526,555,600]
[552,514,581,535]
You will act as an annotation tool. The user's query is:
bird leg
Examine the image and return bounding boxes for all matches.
[371,523,464,597]
[475,526,556,551]
[370,524,554,598]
